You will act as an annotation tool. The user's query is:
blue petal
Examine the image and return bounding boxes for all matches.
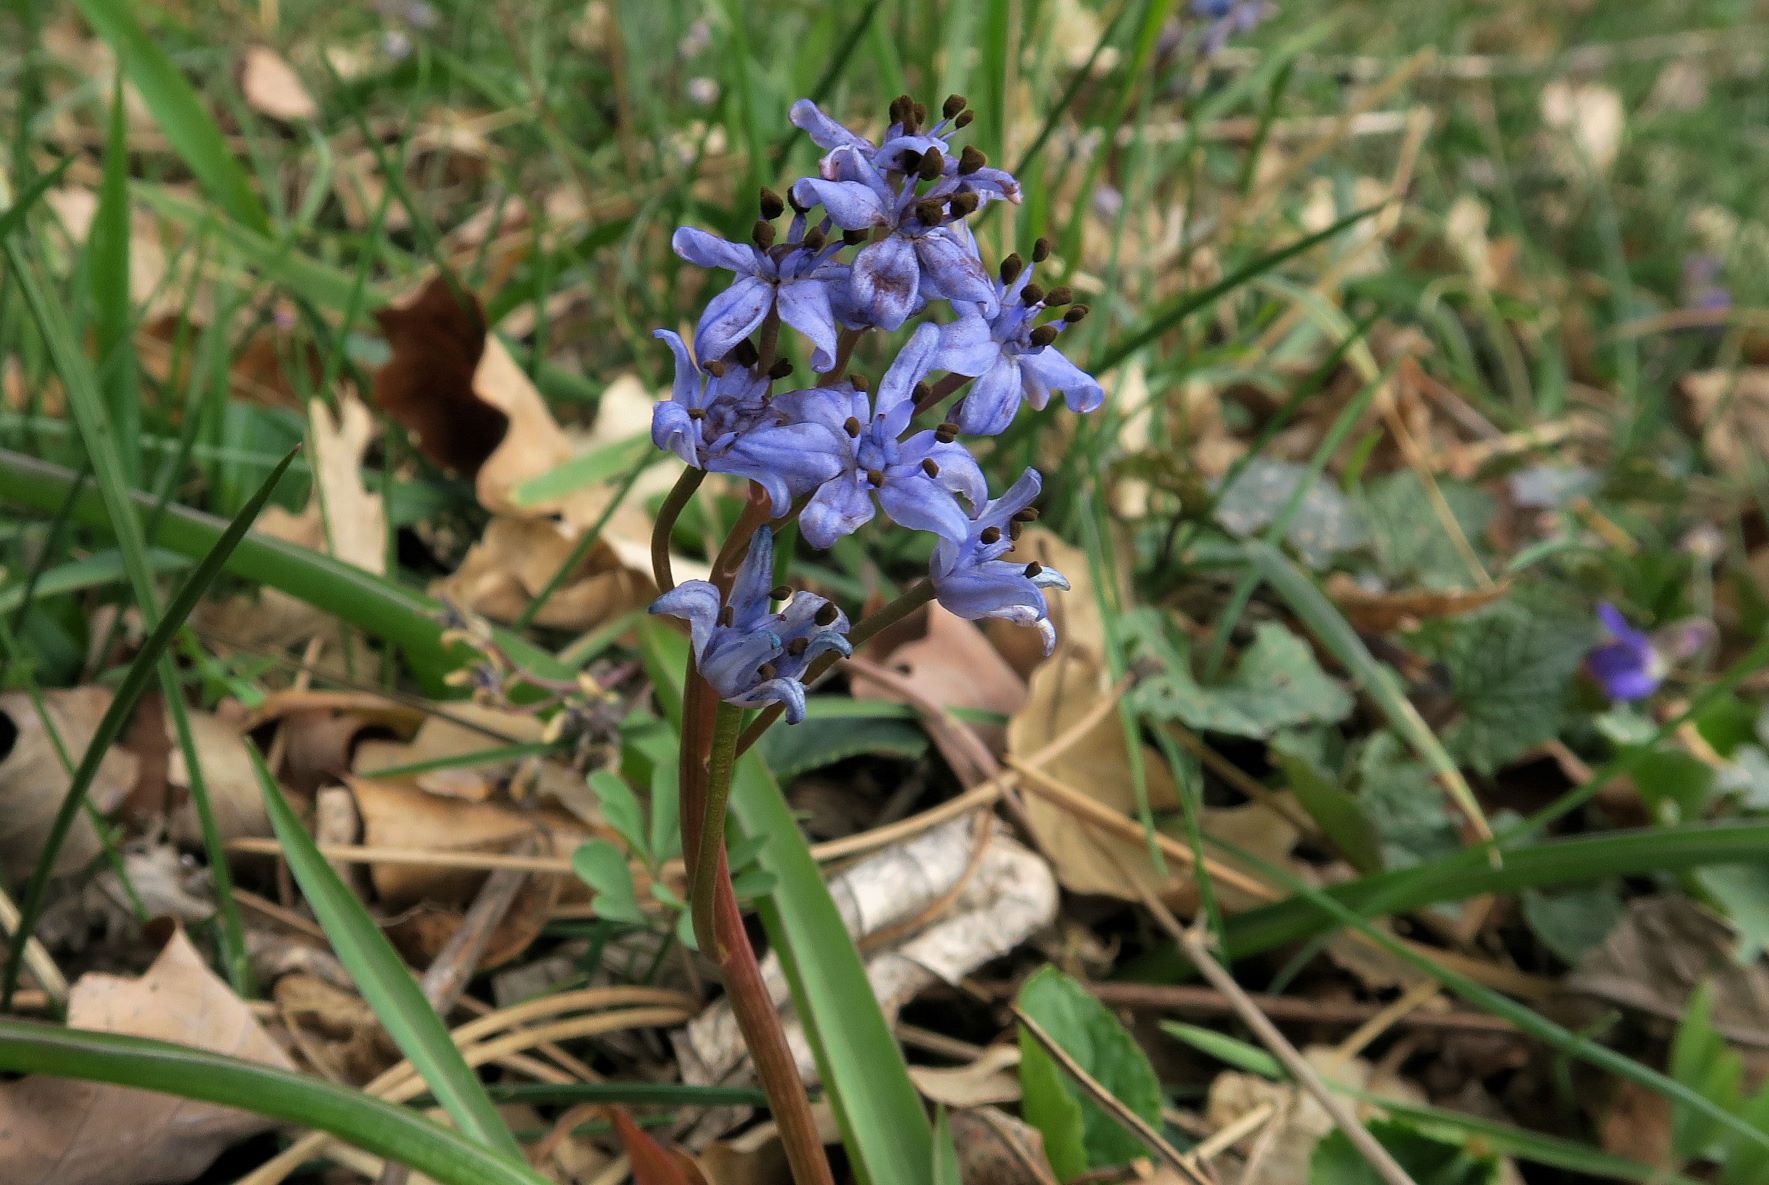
[1021,345,1104,415]
[652,329,704,408]
[727,526,776,630]
[672,226,759,274]
[714,423,846,516]
[800,475,876,549]
[790,177,889,231]
[875,322,942,435]
[790,99,871,154]
[776,277,841,372]
[649,581,723,656]
[651,401,702,467]
[772,384,866,436]
[694,276,774,363]
[913,228,997,313]
[953,355,1024,436]
[936,311,1003,376]
[735,675,810,724]
[851,235,921,332]
[876,472,971,541]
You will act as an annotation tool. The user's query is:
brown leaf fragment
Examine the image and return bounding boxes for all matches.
[372,276,508,476]
[0,924,295,1185]
[240,46,318,122]
[1324,573,1511,633]
[1679,367,1769,479]
[0,689,138,890]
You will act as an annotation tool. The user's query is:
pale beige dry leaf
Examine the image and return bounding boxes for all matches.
[351,701,593,815]
[240,46,318,122]
[44,188,176,318]
[430,515,650,631]
[1540,81,1625,174]
[0,688,137,890]
[1680,367,1769,478]
[854,607,1026,756]
[1324,572,1511,633]
[907,1043,1022,1107]
[164,706,270,845]
[0,925,294,1185]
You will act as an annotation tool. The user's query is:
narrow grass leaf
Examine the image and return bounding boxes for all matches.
[253,747,521,1158]
[0,1021,552,1185]
[0,157,74,241]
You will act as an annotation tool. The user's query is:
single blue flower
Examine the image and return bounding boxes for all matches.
[650,527,851,723]
[935,250,1103,435]
[672,214,848,371]
[652,330,845,514]
[1586,603,1715,703]
[788,96,1019,331]
[931,468,1070,654]
[771,324,986,548]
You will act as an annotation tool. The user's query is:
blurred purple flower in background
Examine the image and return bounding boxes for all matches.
[1586,602,1716,702]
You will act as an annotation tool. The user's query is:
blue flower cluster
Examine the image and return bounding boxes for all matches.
[650,96,1104,720]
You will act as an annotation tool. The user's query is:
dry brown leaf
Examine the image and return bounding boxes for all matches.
[351,702,594,815]
[430,515,650,631]
[385,866,561,972]
[1324,572,1512,633]
[0,689,137,889]
[854,607,1026,755]
[907,1043,1022,1107]
[240,46,318,122]
[950,1107,1056,1185]
[1599,1079,1674,1170]
[1006,649,1181,902]
[272,970,395,1082]
[1680,367,1769,478]
[164,706,270,845]
[372,277,509,476]
[0,924,294,1185]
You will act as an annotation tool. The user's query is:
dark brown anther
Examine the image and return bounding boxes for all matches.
[787,187,810,215]
[843,227,869,245]
[1029,325,1060,347]
[921,457,940,477]
[958,145,987,174]
[757,661,778,680]
[771,584,792,601]
[719,605,735,627]
[687,407,706,420]
[890,94,913,124]
[849,373,870,392]
[769,358,794,380]
[943,94,967,119]
[935,421,960,443]
[899,148,924,176]
[953,110,974,129]
[1064,304,1090,323]
[1032,237,1051,262]
[980,525,1003,545]
[912,380,932,405]
[1010,520,1023,541]
[704,359,727,377]
[842,415,862,437]
[918,147,944,181]
[999,253,1024,285]
[947,191,979,218]
[787,636,810,656]
[803,226,828,251]
[915,198,947,226]
[1021,283,1046,305]
[866,467,885,486]
[1024,561,1043,577]
[759,187,785,219]
[911,101,928,126]
[1013,506,1040,522]
[752,219,776,247]
[1045,285,1074,307]
[732,339,760,367]
[815,603,840,626]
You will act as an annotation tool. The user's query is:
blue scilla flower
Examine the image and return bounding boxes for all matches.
[652,330,844,514]
[931,468,1069,654]
[672,196,849,371]
[651,527,851,723]
[771,324,986,549]
[1586,603,1715,703]
[787,96,1019,331]
[935,245,1103,436]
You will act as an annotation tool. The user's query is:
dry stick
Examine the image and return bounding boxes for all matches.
[375,846,536,1185]
[1012,1005,1214,1185]
[1142,892,1419,1185]
[0,881,68,1008]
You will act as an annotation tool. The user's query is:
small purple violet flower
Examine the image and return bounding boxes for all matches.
[1586,603,1715,702]
[788,96,1020,331]
[772,324,986,548]
[650,527,851,723]
[652,330,843,514]
[935,244,1102,436]
[932,468,1070,653]
[672,197,849,371]
[1190,0,1275,56]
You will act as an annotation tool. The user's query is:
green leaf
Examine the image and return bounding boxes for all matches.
[92,72,141,486]
[1134,620,1354,739]
[70,0,270,233]
[0,157,74,241]
[1521,883,1626,965]
[1362,472,1494,589]
[1272,731,1385,873]
[1160,1021,1283,1079]
[1354,733,1464,871]
[0,1022,552,1185]
[588,769,649,862]
[931,1109,963,1185]
[760,711,930,781]
[510,433,653,508]
[1214,459,1369,568]
[1311,1118,1501,1185]
[1017,1024,1089,1181]
[1696,864,1769,961]
[255,750,521,1159]
[1016,967,1165,1172]
[1670,984,1745,1163]
[573,840,646,925]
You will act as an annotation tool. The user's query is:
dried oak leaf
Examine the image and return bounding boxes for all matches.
[0,688,137,891]
[372,276,508,476]
[240,46,318,122]
[0,923,294,1185]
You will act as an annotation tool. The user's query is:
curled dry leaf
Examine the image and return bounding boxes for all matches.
[907,1043,1023,1108]
[431,515,651,630]
[240,45,318,122]
[0,688,137,890]
[1324,572,1511,633]
[371,276,509,477]
[272,969,396,1083]
[0,924,295,1185]
[385,869,562,972]
[351,701,595,817]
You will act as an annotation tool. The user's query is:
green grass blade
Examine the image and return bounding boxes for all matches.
[0,1021,553,1185]
[1094,204,1386,373]
[640,621,933,1185]
[0,445,298,1006]
[70,0,269,233]
[0,157,73,241]
[92,72,141,487]
[252,748,522,1159]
